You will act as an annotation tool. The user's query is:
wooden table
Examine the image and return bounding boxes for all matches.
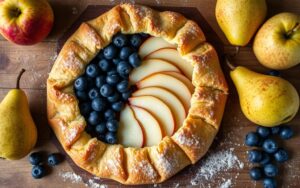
[0,0,299,187]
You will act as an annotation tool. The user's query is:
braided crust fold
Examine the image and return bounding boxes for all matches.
[47,4,228,184]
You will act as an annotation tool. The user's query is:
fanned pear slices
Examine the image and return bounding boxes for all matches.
[131,106,163,147]
[139,37,176,59]
[136,73,192,112]
[117,105,144,148]
[129,96,175,136]
[129,59,180,84]
[145,48,193,80]
[164,71,194,93]
[132,87,186,131]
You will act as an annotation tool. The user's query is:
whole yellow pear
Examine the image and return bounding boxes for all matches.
[253,12,300,70]
[230,66,299,127]
[0,69,37,160]
[215,0,267,46]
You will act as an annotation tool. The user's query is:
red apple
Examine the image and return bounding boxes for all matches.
[0,0,54,45]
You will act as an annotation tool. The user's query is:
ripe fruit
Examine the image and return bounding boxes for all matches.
[249,167,263,180]
[248,150,263,163]
[263,178,277,188]
[29,152,43,165]
[264,163,278,177]
[274,149,289,163]
[31,165,46,179]
[262,139,278,154]
[245,132,261,147]
[47,153,62,166]
[257,126,271,138]
[279,126,294,140]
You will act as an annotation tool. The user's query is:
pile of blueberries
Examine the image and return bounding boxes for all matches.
[74,33,148,144]
[29,152,63,179]
[245,125,294,188]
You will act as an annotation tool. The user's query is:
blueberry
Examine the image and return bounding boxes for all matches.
[87,77,96,88]
[112,101,124,112]
[257,126,271,138]
[98,59,112,72]
[140,33,149,38]
[119,73,129,79]
[249,167,263,180]
[130,34,142,48]
[245,132,261,147]
[264,163,278,177]
[119,47,133,60]
[263,178,277,188]
[47,153,62,166]
[107,70,118,76]
[97,134,106,142]
[32,165,46,179]
[274,148,289,163]
[117,61,132,75]
[116,80,129,93]
[106,74,120,86]
[74,76,88,91]
[262,139,278,154]
[103,44,118,59]
[88,88,100,100]
[97,51,104,59]
[100,84,114,97]
[88,111,102,125]
[86,64,100,78]
[260,152,271,165]
[113,33,128,47]
[128,52,141,68]
[79,102,92,116]
[75,90,89,101]
[107,92,121,103]
[95,122,107,135]
[95,75,106,88]
[122,89,132,101]
[104,109,116,120]
[271,126,281,135]
[268,70,280,77]
[105,131,117,144]
[248,149,263,163]
[279,126,294,140]
[106,119,119,132]
[112,58,121,65]
[29,152,43,165]
[91,98,107,112]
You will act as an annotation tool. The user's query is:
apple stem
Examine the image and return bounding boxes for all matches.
[225,55,236,70]
[16,69,26,89]
[286,22,300,37]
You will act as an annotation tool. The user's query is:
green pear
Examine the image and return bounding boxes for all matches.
[215,0,267,46]
[229,66,299,127]
[0,69,37,160]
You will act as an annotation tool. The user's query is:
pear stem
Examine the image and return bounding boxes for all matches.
[16,69,25,89]
[286,22,300,38]
[225,55,236,70]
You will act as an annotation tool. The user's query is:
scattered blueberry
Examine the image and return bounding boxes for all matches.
[113,33,128,48]
[279,126,294,140]
[248,149,263,163]
[264,163,278,177]
[263,178,277,188]
[260,152,271,165]
[119,47,133,60]
[86,64,100,78]
[76,90,89,101]
[100,84,114,97]
[88,88,100,100]
[274,148,289,163]
[262,139,278,154]
[249,167,263,180]
[29,152,43,165]
[88,111,102,125]
[95,75,106,88]
[128,52,141,68]
[106,74,120,85]
[104,109,116,120]
[98,59,112,72]
[47,153,62,166]
[91,98,107,112]
[74,77,88,91]
[107,92,121,103]
[111,101,124,112]
[271,126,281,135]
[245,132,261,147]
[103,44,118,59]
[105,132,117,144]
[32,165,46,179]
[117,61,132,75]
[112,58,121,65]
[107,70,118,76]
[106,119,119,132]
[116,80,129,93]
[268,70,280,77]
[130,34,142,48]
[95,122,107,135]
[79,102,92,116]
[257,126,271,138]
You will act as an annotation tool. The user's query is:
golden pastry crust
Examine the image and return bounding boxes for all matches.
[47,4,228,185]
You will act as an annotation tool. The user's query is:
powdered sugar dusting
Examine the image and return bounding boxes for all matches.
[220,178,232,188]
[59,171,82,183]
[175,133,199,147]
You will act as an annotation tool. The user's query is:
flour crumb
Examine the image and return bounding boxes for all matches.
[220,179,232,188]
[59,171,82,184]
[86,179,107,188]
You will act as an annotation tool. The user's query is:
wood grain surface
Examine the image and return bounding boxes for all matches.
[0,0,299,188]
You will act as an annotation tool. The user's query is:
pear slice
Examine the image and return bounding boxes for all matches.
[131,105,163,146]
[139,37,176,58]
[164,71,194,93]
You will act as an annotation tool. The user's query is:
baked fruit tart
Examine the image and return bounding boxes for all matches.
[47,4,228,184]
